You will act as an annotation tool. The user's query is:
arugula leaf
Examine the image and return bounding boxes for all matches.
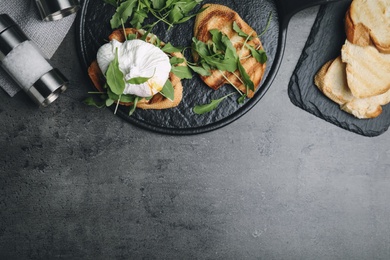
[169,56,185,66]
[126,76,151,84]
[126,33,137,40]
[202,55,237,72]
[259,12,273,37]
[237,94,247,104]
[209,29,224,51]
[103,0,118,7]
[160,80,175,101]
[208,29,237,60]
[221,33,238,60]
[232,21,253,39]
[193,93,234,115]
[187,64,210,76]
[141,26,153,41]
[192,37,211,57]
[171,65,193,79]
[129,96,140,115]
[106,98,115,107]
[106,88,136,103]
[162,43,183,53]
[110,0,137,29]
[105,48,125,95]
[168,4,184,24]
[83,97,106,108]
[237,58,254,91]
[151,0,165,9]
[130,6,148,29]
[174,12,200,24]
[167,0,203,25]
[246,44,267,64]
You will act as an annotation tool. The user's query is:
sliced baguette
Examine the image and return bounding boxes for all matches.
[193,4,266,98]
[345,0,390,53]
[341,40,390,98]
[315,56,390,119]
[88,28,183,110]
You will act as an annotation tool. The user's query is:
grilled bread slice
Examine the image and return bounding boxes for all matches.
[193,4,266,98]
[314,57,354,105]
[345,0,390,54]
[315,56,390,119]
[88,28,183,110]
[341,40,390,98]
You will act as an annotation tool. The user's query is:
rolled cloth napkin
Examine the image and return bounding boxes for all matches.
[0,0,78,97]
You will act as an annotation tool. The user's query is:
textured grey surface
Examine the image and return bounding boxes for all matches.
[1,6,390,260]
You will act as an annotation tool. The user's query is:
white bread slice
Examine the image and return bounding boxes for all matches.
[314,57,390,119]
[341,40,390,99]
[314,57,354,104]
[345,0,390,53]
[341,92,390,119]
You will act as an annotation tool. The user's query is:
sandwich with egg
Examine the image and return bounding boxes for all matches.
[87,28,185,113]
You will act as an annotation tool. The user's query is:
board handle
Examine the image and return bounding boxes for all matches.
[277,0,351,27]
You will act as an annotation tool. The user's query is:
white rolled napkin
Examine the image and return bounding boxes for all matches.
[0,0,77,97]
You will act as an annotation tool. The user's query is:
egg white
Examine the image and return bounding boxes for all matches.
[97,39,171,97]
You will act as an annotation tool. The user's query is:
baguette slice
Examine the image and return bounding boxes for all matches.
[345,0,390,53]
[193,4,266,98]
[341,40,390,98]
[88,28,183,110]
[315,56,390,119]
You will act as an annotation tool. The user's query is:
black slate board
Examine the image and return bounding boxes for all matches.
[288,1,390,137]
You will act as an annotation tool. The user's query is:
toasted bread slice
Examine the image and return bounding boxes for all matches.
[88,28,183,110]
[315,56,390,119]
[345,0,390,53]
[341,94,390,119]
[193,4,266,98]
[341,40,390,99]
[315,57,354,105]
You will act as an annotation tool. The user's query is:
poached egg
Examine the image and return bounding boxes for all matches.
[97,39,171,97]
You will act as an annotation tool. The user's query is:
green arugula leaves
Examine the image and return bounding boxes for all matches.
[160,80,174,101]
[103,0,118,7]
[106,48,125,95]
[193,93,234,115]
[191,22,270,114]
[191,30,238,74]
[108,0,203,29]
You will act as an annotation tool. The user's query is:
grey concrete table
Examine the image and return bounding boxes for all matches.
[1,6,389,260]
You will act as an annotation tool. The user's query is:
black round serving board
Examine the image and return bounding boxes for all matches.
[288,1,390,137]
[76,0,281,135]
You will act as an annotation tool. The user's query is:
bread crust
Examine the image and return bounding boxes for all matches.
[193,4,266,98]
[88,28,183,110]
[345,9,372,48]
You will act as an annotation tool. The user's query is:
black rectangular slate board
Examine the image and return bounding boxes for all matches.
[288,1,390,137]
